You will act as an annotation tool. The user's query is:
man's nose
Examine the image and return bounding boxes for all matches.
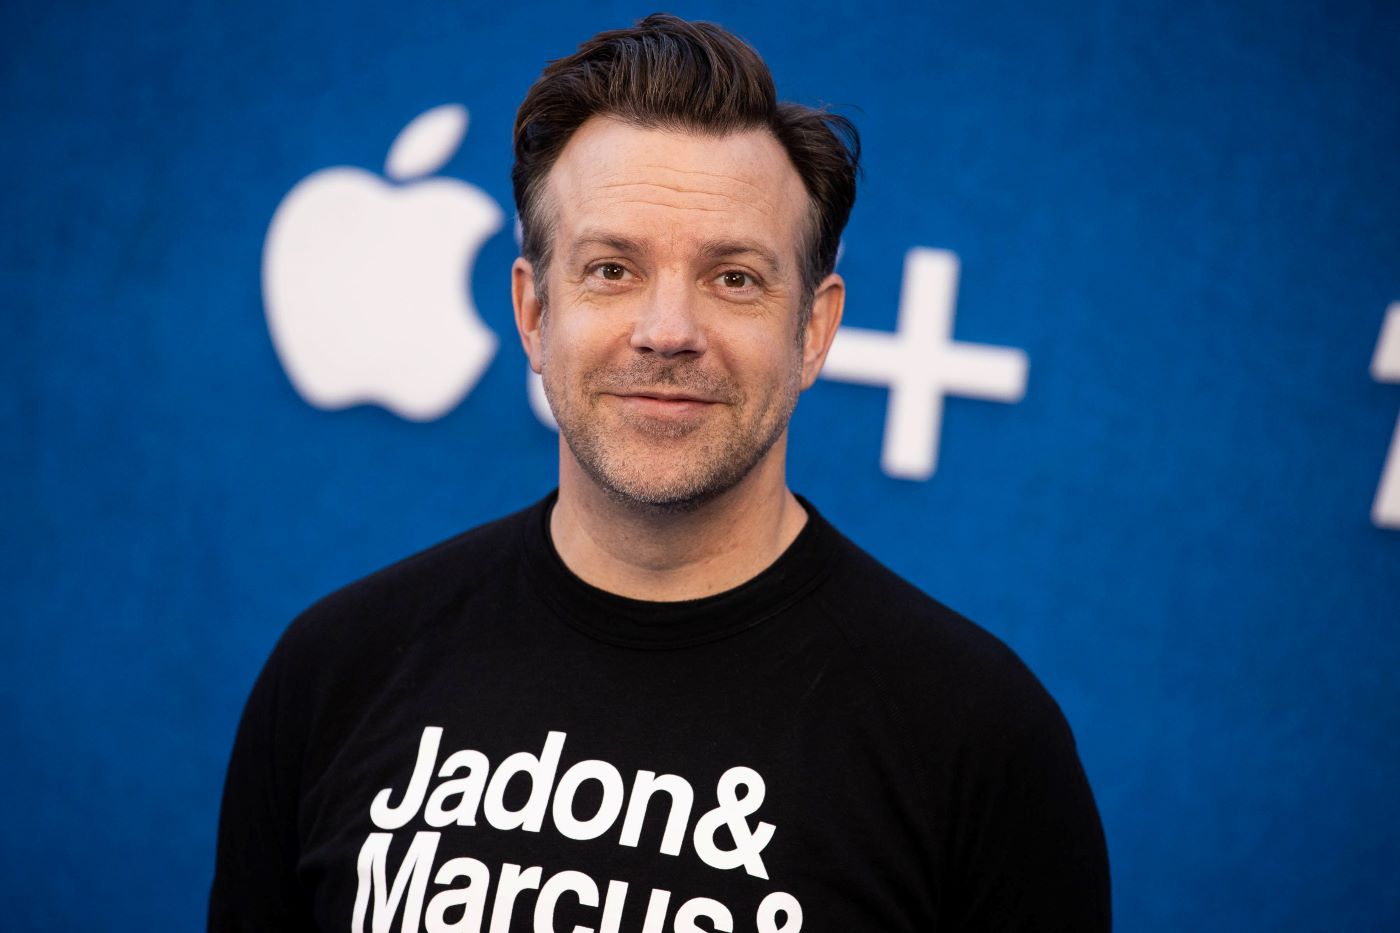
[629,275,707,357]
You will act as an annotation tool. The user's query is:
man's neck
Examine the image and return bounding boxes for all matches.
[549,445,809,601]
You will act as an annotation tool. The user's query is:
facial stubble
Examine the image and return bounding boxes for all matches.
[542,331,804,514]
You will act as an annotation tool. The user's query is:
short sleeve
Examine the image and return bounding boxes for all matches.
[944,689,1112,931]
[208,640,311,931]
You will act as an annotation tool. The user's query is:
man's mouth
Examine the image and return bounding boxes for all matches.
[621,390,719,404]
[607,391,721,417]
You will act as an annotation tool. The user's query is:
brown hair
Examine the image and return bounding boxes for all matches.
[512,13,859,311]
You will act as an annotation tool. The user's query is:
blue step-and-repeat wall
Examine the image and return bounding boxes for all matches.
[3,1,1397,929]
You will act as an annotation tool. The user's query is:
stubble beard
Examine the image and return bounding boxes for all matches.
[544,355,802,514]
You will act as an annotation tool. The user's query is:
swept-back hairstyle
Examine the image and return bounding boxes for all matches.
[512,13,859,310]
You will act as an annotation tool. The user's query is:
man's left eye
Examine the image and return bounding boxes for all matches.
[718,271,754,288]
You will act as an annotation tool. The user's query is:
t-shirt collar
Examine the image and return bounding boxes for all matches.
[521,490,840,650]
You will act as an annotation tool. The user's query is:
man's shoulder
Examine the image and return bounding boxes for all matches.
[813,514,1067,740]
[272,498,540,665]
[807,519,1109,929]
[814,516,1015,666]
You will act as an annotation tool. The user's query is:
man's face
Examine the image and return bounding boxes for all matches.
[514,116,842,510]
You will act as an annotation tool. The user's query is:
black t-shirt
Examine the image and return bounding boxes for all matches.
[210,494,1110,932]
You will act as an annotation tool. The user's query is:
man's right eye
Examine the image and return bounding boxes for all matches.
[591,263,628,281]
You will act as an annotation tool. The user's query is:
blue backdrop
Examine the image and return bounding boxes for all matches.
[3,1,1398,929]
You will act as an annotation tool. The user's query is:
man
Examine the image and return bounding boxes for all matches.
[211,14,1110,932]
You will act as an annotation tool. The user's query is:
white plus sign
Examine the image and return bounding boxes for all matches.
[1371,301,1400,529]
[821,247,1029,480]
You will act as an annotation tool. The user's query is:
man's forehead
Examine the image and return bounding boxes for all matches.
[555,116,795,184]
[545,116,808,262]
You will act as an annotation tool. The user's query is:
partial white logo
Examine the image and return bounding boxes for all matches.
[263,104,503,420]
[1371,301,1400,529]
[821,248,1029,480]
[528,367,557,430]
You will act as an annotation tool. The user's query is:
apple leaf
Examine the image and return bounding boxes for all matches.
[385,104,469,182]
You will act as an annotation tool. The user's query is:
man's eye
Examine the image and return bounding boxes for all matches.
[592,263,628,281]
[719,271,753,288]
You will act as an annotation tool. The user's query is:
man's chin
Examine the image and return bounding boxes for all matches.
[587,460,741,514]
[555,399,793,513]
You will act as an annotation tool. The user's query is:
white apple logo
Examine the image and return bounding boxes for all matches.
[262,103,503,420]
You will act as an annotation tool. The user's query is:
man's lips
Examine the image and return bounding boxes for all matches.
[605,391,722,416]
[617,391,719,403]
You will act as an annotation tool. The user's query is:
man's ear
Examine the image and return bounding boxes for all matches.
[799,272,845,390]
[513,257,544,374]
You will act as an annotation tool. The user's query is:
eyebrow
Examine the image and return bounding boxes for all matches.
[567,231,785,275]
[698,239,783,275]
[566,232,646,267]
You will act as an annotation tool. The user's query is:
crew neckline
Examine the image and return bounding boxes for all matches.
[520,490,842,650]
